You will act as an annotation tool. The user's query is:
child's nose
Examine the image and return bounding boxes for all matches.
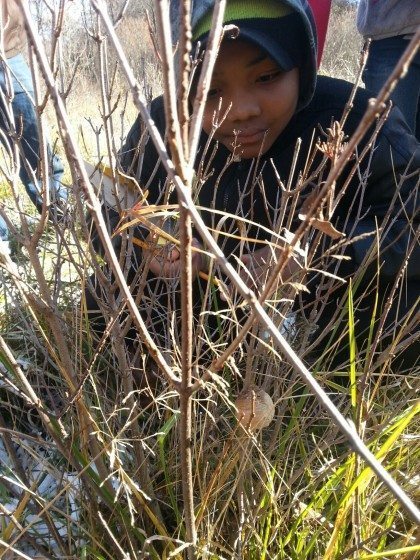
[227,90,261,122]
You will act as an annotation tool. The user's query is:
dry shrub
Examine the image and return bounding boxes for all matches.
[321,0,362,82]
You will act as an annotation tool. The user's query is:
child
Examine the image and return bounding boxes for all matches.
[87,0,419,371]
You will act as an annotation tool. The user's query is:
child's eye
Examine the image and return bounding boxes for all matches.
[257,70,282,84]
[208,87,221,99]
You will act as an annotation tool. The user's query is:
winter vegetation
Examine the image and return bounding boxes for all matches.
[0,1,419,559]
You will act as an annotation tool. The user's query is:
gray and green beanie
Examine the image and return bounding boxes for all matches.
[171,0,318,111]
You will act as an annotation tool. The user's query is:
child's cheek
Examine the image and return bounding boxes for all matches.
[201,110,213,137]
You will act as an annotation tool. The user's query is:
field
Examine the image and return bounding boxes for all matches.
[0,2,419,559]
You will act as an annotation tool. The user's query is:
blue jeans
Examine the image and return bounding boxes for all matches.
[363,36,420,140]
[0,54,66,241]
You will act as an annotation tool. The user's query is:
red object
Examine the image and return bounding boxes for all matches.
[308,0,332,67]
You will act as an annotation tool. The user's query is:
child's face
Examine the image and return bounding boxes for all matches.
[202,39,299,159]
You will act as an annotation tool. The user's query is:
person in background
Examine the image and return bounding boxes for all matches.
[0,0,66,252]
[357,0,420,140]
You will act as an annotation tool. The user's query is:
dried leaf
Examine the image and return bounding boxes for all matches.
[309,267,347,283]
[311,218,345,240]
[330,254,352,261]
[288,282,310,293]
[298,187,323,219]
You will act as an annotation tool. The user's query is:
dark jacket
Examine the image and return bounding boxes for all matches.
[357,0,420,40]
[116,76,419,361]
[91,0,419,364]
[124,0,418,295]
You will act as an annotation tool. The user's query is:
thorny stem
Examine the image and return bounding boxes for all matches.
[155,0,186,175]
[339,38,370,127]
[94,0,420,524]
[156,1,197,550]
[178,203,196,552]
[178,0,192,161]
[27,48,50,246]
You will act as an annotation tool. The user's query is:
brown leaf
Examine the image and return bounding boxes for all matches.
[311,218,345,240]
[288,282,310,293]
[298,186,323,219]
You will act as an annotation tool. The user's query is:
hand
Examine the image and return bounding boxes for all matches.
[146,234,205,280]
[223,244,299,300]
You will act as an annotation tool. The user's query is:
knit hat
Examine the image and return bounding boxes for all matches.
[191,0,316,110]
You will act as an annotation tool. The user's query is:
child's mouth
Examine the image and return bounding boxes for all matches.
[230,129,268,147]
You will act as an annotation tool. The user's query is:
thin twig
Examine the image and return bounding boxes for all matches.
[188,0,226,164]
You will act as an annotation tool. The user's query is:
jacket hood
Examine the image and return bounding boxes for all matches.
[170,0,318,110]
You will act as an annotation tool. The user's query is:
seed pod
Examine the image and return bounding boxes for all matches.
[235,385,275,431]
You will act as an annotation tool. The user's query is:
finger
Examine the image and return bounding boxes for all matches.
[219,282,232,302]
[167,246,180,262]
[240,252,251,263]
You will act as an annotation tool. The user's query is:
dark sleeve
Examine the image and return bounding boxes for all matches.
[119,95,168,202]
[338,106,419,283]
[91,96,168,256]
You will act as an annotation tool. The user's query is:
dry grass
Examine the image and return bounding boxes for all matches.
[321,1,362,82]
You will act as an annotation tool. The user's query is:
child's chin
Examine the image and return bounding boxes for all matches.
[215,138,268,159]
[226,144,270,160]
